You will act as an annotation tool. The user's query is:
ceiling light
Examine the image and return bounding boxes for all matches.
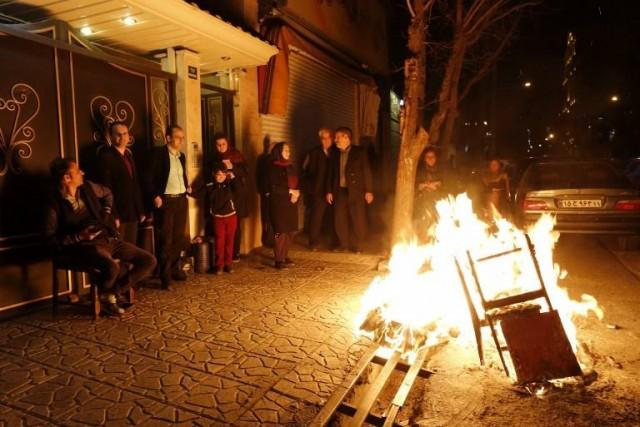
[122,16,137,26]
[80,26,93,36]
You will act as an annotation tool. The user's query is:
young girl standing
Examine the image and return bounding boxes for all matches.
[207,163,237,274]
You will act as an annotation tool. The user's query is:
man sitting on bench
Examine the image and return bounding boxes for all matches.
[45,157,157,316]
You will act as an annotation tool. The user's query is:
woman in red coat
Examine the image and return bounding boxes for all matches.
[212,134,249,261]
[267,142,300,269]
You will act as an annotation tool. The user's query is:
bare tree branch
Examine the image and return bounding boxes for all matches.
[459,17,519,103]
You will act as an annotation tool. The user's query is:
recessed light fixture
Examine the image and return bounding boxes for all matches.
[80,26,93,36]
[122,16,137,26]
[220,56,231,61]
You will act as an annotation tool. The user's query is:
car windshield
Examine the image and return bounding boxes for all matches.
[525,162,629,189]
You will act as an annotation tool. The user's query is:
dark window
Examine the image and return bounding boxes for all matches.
[525,162,629,189]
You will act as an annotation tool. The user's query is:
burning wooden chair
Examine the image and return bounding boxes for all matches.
[454,233,582,383]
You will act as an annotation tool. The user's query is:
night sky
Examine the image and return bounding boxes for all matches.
[389,0,640,162]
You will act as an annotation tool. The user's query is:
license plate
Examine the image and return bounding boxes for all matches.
[558,199,602,208]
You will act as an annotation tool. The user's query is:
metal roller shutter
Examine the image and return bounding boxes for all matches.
[261,47,357,161]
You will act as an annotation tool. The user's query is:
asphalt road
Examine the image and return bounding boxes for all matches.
[408,234,640,427]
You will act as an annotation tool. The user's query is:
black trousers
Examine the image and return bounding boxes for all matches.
[308,195,331,247]
[64,238,156,294]
[119,221,138,246]
[154,196,188,286]
[334,188,367,251]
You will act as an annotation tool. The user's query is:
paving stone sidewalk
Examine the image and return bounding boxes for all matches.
[0,248,381,426]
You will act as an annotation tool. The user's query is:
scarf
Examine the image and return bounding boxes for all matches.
[273,159,299,189]
[215,148,245,164]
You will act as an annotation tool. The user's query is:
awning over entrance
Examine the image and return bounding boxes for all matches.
[0,0,278,72]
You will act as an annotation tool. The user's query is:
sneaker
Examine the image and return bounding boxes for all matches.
[102,301,125,316]
[224,266,233,274]
[284,258,295,266]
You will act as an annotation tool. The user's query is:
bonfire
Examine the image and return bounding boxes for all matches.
[355,193,604,384]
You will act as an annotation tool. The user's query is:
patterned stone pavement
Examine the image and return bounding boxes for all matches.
[0,248,380,426]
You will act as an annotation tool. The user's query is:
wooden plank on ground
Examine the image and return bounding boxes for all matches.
[383,347,430,427]
[310,345,379,427]
[348,351,402,427]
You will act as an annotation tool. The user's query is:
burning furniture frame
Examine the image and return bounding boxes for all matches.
[454,233,582,383]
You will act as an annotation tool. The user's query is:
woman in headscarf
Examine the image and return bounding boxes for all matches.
[267,142,300,269]
[414,146,445,240]
[212,134,249,261]
[482,158,511,217]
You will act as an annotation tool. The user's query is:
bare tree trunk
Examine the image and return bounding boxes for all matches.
[440,74,460,153]
[390,0,431,244]
[428,36,466,149]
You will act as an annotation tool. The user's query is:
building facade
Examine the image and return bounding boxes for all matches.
[0,0,390,315]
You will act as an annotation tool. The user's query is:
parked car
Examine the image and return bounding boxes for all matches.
[514,159,640,235]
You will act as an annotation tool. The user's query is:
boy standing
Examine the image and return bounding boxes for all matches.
[207,164,237,274]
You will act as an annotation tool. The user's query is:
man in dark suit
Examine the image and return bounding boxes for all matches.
[148,125,191,290]
[97,121,145,245]
[326,127,374,253]
[302,127,333,250]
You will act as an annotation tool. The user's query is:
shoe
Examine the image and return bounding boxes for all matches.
[332,246,348,253]
[232,256,240,263]
[284,258,295,266]
[224,266,233,274]
[161,280,174,291]
[274,261,288,270]
[351,248,363,254]
[102,301,125,316]
[116,294,133,308]
[214,268,223,276]
[172,270,187,281]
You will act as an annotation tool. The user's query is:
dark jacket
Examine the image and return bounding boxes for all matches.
[148,145,189,199]
[44,181,118,247]
[97,146,144,222]
[267,162,299,233]
[207,180,236,217]
[302,145,330,198]
[326,144,374,197]
[212,149,249,218]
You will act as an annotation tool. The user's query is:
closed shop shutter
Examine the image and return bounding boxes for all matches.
[261,47,357,161]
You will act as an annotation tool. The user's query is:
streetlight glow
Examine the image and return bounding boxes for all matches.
[611,95,619,102]
[524,81,532,88]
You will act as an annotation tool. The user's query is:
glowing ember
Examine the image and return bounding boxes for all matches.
[355,193,604,373]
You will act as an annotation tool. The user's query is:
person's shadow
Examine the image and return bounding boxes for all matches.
[256,136,274,248]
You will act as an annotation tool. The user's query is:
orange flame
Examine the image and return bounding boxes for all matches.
[355,194,603,368]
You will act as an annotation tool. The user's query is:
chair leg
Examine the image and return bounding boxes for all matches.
[128,286,136,304]
[52,266,59,317]
[90,285,100,320]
